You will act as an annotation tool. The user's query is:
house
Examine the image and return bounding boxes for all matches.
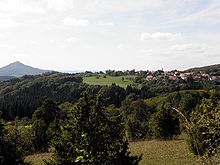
[146,75,154,81]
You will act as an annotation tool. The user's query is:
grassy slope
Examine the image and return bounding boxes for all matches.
[25,153,51,165]
[129,139,199,165]
[25,139,199,165]
[83,75,135,88]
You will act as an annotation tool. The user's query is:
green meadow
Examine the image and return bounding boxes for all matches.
[129,139,199,165]
[83,75,135,88]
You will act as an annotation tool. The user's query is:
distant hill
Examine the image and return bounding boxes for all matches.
[0,61,51,78]
[0,76,16,81]
[186,64,220,76]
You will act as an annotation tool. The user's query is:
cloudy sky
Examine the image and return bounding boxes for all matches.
[0,0,219,71]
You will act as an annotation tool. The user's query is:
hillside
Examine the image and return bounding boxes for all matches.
[0,61,51,78]
[0,72,84,120]
[186,64,220,75]
[0,76,16,81]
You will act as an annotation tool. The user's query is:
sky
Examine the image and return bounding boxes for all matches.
[0,0,219,71]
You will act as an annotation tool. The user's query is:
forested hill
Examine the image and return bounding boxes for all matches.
[0,61,50,77]
[186,64,220,75]
[0,72,84,120]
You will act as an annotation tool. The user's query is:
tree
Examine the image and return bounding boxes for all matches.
[186,97,220,160]
[121,97,151,140]
[32,100,61,152]
[99,84,126,107]
[0,114,28,165]
[149,103,180,139]
[47,94,142,165]
[4,119,35,156]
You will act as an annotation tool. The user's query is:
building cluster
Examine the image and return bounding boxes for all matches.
[146,70,219,81]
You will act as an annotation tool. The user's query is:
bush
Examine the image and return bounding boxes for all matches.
[4,122,35,156]
[186,98,220,158]
[176,94,220,164]
[149,103,180,139]
[0,116,29,165]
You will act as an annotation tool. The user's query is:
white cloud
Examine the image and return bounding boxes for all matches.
[171,43,208,53]
[98,21,115,26]
[117,44,128,49]
[63,17,89,26]
[66,37,78,43]
[83,45,93,49]
[141,32,183,41]
[138,42,210,59]
[45,0,73,11]
[93,0,160,14]
[39,0,161,18]
[0,18,20,29]
[0,1,44,15]
[49,39,55,43]
[168,1,220,26]
[30,40,37,45]
[0,44,8,48]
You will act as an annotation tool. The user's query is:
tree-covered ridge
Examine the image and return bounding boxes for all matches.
[187,64,220,76]
[0,72,85,120]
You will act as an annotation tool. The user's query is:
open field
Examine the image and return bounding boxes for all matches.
[83,75,135,88]
[25,153,51,165]
[129,139,199,165]
[25,139,199,165]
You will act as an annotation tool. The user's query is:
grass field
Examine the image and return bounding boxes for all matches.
[25,139,199,165]
[83,75,135,88]
[129,139,199,165]
[25,153,51,165]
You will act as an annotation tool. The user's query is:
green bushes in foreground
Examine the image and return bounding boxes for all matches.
[46,94,142,165]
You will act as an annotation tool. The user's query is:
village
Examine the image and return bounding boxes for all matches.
[146,70,220,81]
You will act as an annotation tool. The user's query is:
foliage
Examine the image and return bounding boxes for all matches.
[98,84,126,107]
[186,97,220,158]
[0,72,84,121]
[0,115,29,165]
[149,103,180,139]
[47,94,142,165]
[121,96,151,139]
[187,64,220,76]
[4,119,35,156]
[32,100,62,152]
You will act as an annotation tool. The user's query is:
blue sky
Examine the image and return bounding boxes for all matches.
[0,0,219,71]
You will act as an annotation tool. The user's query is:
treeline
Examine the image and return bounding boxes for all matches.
[187,64,220,76]
[0,71,218,121]
[0,72,84,120]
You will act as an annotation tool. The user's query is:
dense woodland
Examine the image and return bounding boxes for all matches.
[0,66,219,164]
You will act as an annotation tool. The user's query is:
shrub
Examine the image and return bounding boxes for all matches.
[0,115,29,165]
[149,103,180,139]
[187,98,220,158]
